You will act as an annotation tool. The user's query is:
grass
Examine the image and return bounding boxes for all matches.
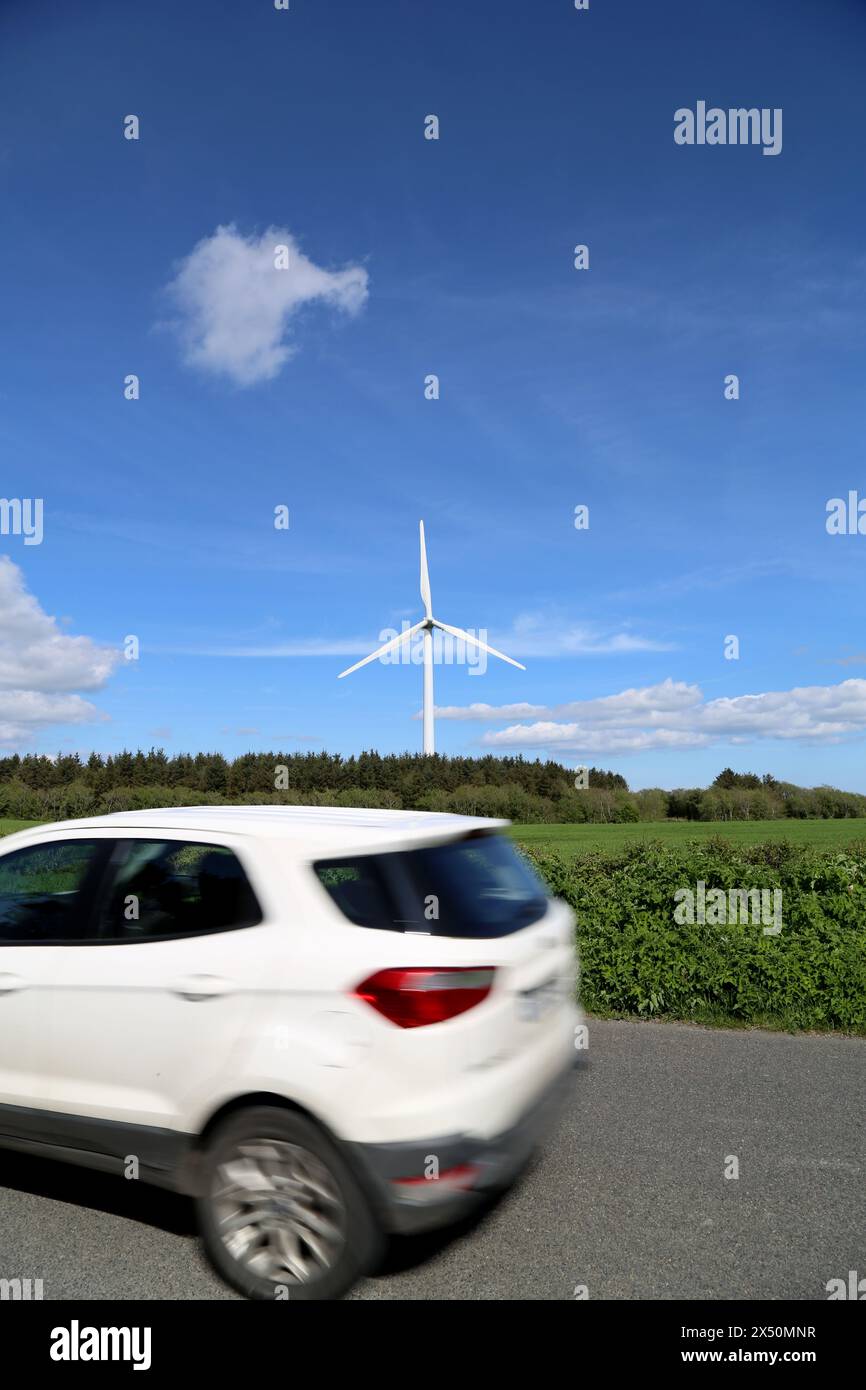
[0,819,43,837]
[510,817,866,856]
[4,814,866,853]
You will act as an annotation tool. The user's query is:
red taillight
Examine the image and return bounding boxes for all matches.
[353,967,496,1028]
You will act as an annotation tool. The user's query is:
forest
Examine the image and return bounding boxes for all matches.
[1,751,864,824]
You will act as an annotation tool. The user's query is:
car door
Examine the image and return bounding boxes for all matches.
[0,834,113,1111]
[36,833,280,1136]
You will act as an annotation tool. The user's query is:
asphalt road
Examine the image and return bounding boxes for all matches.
[1,1019,863,1300]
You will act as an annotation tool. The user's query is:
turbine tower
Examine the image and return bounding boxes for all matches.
[338,521,525,755]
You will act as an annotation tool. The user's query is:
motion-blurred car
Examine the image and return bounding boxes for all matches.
[0,806,580,1299]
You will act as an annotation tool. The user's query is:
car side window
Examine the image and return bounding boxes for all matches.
[99,840,263,941]
[0,840,108,944]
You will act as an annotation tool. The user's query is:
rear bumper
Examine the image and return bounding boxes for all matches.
[347,1052,580,1235]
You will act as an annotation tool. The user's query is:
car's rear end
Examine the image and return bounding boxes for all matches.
[311,822,581,1232]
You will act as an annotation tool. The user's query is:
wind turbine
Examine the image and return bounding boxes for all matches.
[337,521,525,755]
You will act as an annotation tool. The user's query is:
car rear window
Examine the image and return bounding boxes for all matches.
[314,832,549,939]
[315,856,399,931]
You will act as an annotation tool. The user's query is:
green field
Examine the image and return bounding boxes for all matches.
[5,815,866,856]
[0,819,43,838]
[510,817,866,856]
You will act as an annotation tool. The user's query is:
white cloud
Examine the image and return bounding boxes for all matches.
[433,676,866,755]
[164,224,369,386]
[0,692,111,747]
[431,701,550,722]
[0,558,119,746]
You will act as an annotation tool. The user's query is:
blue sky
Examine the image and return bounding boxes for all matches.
[2,0,866,789]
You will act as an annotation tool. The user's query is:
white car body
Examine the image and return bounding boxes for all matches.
[0,806,580,1289]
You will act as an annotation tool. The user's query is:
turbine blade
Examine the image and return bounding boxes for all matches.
[432,619,526,670]
[337,620,426,678]
[419,520,432,618]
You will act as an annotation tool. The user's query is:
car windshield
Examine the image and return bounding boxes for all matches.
[315,832,549,938]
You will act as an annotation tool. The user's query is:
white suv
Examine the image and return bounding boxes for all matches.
[0,806,580,1299]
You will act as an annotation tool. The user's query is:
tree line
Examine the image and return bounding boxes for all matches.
[0,752,864,824]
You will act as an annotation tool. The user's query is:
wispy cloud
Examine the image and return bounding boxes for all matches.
[168,637,377,659]
[832,652,866,668]
[605,558,798,605]
[167,614,671,661]
[498,615,674,658]
[56,511,353,576]
[162,224,369,386]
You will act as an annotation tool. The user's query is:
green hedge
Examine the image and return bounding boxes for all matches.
[524,839,866,1033]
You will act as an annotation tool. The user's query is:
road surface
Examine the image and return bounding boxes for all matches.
[1,1019,863,1300]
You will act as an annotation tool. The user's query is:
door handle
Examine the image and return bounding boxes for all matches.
[0,973,25,995]
[170,974,235,1002]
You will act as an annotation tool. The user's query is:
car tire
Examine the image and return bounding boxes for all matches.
[196,1106,382,1301]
